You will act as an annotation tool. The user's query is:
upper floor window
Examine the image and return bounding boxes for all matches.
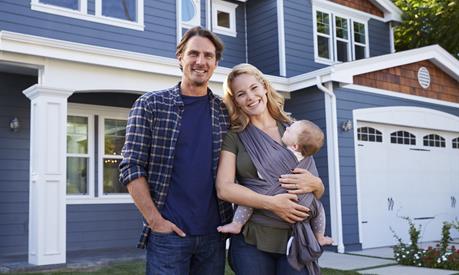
[423,134,446,148]
[453,137,459,149]
[357,127,382,142]
[31,0,144,30]
[182,0,200,28]
[67,104,131,204]
[211,0,238,37]
[314,9,368,64]
[390,131,416,145]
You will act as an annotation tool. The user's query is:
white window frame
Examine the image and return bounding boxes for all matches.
[66,111,95,199]
[31,0,144,31]
[98,112,130,200]
[333,15,351,63]
[211,0,238,37]
[67,103,132,204]
[181,0,201,29]
[313,7,369,65]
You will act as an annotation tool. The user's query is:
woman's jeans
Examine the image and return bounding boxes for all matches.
[229,234,309,275]
[146,231,226,275]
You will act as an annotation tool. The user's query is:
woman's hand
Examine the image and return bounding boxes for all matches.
[279,168,324,199]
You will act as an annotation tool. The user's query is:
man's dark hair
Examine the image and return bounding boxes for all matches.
[176,26,224,70]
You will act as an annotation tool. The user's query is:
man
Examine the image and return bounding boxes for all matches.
[119,26,316,275]
[119,26,232,275]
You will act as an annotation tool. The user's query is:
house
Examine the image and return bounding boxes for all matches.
[1,0,458,266]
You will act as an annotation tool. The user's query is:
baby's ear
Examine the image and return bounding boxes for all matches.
[292,144,299,151]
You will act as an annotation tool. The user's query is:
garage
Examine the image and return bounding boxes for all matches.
[354,107,459,249]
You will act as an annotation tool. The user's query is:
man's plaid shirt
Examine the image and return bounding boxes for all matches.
[119,83,233,248]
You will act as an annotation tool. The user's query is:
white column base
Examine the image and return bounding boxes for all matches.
[24,85,73,265]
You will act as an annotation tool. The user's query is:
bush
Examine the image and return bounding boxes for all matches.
[392,218,459,271]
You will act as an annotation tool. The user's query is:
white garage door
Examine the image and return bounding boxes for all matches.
[356,121,459,249]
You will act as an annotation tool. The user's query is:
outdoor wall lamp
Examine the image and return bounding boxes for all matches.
[9,117,20,132]
[341,120,353,132]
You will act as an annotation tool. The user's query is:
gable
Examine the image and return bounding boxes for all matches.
[330,0,384,17]
[354,60,459,104]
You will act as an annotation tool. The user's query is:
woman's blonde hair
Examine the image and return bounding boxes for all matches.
[223,63,292,131]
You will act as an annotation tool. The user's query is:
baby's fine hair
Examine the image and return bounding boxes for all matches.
[295,120,324,157]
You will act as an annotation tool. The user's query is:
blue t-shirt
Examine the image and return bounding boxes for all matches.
[162,94,220,235]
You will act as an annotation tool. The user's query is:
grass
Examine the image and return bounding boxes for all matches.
[6,260,362,275]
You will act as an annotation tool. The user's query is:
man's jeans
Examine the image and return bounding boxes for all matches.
[146,231,226,275]
[229,234,310,275]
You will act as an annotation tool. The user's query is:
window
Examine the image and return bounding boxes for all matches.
[452,137,459,149]
[390,131,416,145]
[182,0,200,28]
[357,127,382,142]
[31,0,144,30]
[314,9,368,64]
[67,104,131,203]
[423,134,446,148]
[211,0,238,37]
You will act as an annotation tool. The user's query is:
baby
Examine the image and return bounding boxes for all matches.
[217,120,333,246]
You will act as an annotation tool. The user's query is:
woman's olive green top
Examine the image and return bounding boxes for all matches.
[221,123,292,254]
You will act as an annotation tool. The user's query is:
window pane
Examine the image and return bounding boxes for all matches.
[217,11,230,28]
[335,17,348,39]
[103,158,128,193]
[316,11,329,34]
[67,157,88,195]
[105,119,127,155]
[355,45,365,60]
[337,40,348,62]
[67,116,88,154]
[318,36,330,59]
[182,0,196,22]
[353,22,366,43]
[40,0,79,10]
[102,0,137,22]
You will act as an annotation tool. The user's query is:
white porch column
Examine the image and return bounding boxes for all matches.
[23,85,73,265]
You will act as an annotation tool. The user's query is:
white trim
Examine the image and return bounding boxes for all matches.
[343,84,459,109]
[181,0,201,29]
[389,22,395,53]
[31,0,145,31]
[277,0,286,76]
[206,0,211,28]
[313,8,333,64]
[316,78,345,253]
[177,0,182,44]
[211,0,238,37]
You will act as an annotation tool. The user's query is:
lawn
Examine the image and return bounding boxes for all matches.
[8,260,363,275]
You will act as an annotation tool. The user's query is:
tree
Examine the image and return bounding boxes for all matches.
[394,0,459,59]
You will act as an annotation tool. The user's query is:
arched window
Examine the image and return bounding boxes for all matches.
[423,134,446,148]
[453,137,459,149]
[357,127,382,142]
[182,0,200,27]
[390,131,416,145]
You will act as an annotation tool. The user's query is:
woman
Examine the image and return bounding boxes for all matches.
[216,63,325,275]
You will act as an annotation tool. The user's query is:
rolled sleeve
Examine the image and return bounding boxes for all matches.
[119,97,153,186]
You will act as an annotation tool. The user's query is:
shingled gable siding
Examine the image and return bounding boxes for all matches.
[66,93,142,251]
[0,0,177,58]
[246,0,280,75]
[0,72,36,257]
[284,0,327,77]
[335,86,459,251]
[284,88,332,238]
[368,19,391,57]
[330,0,384,17]
[354,61,459,104]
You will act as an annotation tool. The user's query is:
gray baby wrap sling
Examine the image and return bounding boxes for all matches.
[238,123,322,274]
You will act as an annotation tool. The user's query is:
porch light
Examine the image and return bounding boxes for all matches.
[9,117,20,132]
[341,120,352,132]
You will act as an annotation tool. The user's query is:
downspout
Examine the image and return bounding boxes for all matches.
[316,76,345,253]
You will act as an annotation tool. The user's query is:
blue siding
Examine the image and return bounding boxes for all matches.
[246,0,279,75]
[368,19,391,57]
[284,88,331,237]
[67,204,142,251]
[335,87,459,250]
[284,0,327,77]
[0,72,36,257]
[0,0,177,58]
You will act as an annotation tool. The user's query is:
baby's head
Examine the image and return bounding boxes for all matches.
[282,120,324,157]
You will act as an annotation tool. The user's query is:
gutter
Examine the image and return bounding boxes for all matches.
[316,76,345,253]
